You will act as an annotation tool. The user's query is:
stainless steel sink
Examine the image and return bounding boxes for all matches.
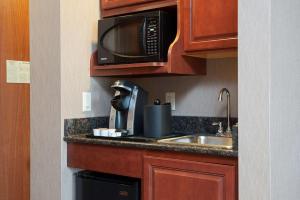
[158,135,232,149]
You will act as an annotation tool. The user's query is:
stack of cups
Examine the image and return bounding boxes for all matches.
[93,128,122,137]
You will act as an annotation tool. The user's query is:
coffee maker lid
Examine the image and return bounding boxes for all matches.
[111,80,141,92]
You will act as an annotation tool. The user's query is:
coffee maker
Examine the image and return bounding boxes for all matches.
[109,80,148,136]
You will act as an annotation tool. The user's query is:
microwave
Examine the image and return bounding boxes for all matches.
[98,10,177,65]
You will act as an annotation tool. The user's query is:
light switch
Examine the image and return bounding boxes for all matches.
[82,92,91,112]
[166,92,176,111]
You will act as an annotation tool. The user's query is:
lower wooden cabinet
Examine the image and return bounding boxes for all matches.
[67,143,143,178]
[67,143,238,200]
[143,156,237,200]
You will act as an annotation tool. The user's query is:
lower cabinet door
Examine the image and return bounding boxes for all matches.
[143,156,237,200]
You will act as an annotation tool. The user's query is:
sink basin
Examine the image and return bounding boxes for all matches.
[158,135,232,149]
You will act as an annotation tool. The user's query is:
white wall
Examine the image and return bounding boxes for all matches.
[131,58,238,117]
[60,0,114,119]
[30,0,110,199]
[238,0,271,199]
[59,0,114,199]
[239,0,300,199]
[270,0,300,199]
[30,0,61,199]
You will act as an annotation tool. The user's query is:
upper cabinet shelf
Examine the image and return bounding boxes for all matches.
[101,0,177,17]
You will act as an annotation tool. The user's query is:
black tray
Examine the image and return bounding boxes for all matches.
[86,133,188,143]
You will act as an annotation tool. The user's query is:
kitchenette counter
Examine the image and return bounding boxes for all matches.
[64,134,238,157]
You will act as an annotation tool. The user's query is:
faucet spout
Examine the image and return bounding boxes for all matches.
[218,88,232,136]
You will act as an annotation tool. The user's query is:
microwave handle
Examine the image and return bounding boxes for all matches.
[141,19,147,54]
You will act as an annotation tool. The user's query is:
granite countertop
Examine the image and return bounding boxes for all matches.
[64,134,238,157]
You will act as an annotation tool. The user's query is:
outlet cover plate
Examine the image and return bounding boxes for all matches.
[166,92,176,111]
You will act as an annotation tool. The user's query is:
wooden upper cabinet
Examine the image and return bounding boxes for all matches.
[183,0,238,52]
[144,156,237,200]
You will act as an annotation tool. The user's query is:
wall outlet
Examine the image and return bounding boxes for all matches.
[82,92,91,112]
[165,92,176,111]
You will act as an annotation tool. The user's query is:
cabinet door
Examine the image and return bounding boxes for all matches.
[102,0,157,10]
[183,0,238,51]
[144,156,237,200]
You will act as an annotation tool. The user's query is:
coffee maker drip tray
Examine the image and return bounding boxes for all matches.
[86,134,158,143]
[86,128,157,142]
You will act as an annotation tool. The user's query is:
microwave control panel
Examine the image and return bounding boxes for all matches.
[145,18,159,55]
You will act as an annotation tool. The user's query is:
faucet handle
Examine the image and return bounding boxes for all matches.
[212,122,225,137]
[212,122,221,126]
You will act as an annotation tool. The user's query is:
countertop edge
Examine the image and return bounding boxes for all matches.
[64,135,238,158]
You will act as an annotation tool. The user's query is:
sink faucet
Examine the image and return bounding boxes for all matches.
[218,88,232,137]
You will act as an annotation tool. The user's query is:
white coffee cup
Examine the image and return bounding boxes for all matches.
[108,129,116,137]
[93,129,101,136]
[100,128,109,137]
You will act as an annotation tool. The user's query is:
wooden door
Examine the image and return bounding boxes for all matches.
[0,0,30,199]
[144,156,237,200]
[183,0,238,51]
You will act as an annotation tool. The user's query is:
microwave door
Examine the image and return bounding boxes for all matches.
[98,17,116,64]
[109,17,149,57]
[98,17,157,65]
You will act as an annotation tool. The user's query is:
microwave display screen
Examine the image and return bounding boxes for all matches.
[102,19,146,57]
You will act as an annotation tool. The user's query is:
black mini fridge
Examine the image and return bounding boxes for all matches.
[76,171,140,200]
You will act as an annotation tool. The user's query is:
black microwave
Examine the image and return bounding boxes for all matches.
[98,10,177,65]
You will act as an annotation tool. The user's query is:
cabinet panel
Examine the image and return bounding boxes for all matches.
[144,156,237,200]
[102,0,157,10]
[67,143,143,178]
[183,0,238,51]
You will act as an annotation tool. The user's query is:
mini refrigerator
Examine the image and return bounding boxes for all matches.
[76,171,140,200]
